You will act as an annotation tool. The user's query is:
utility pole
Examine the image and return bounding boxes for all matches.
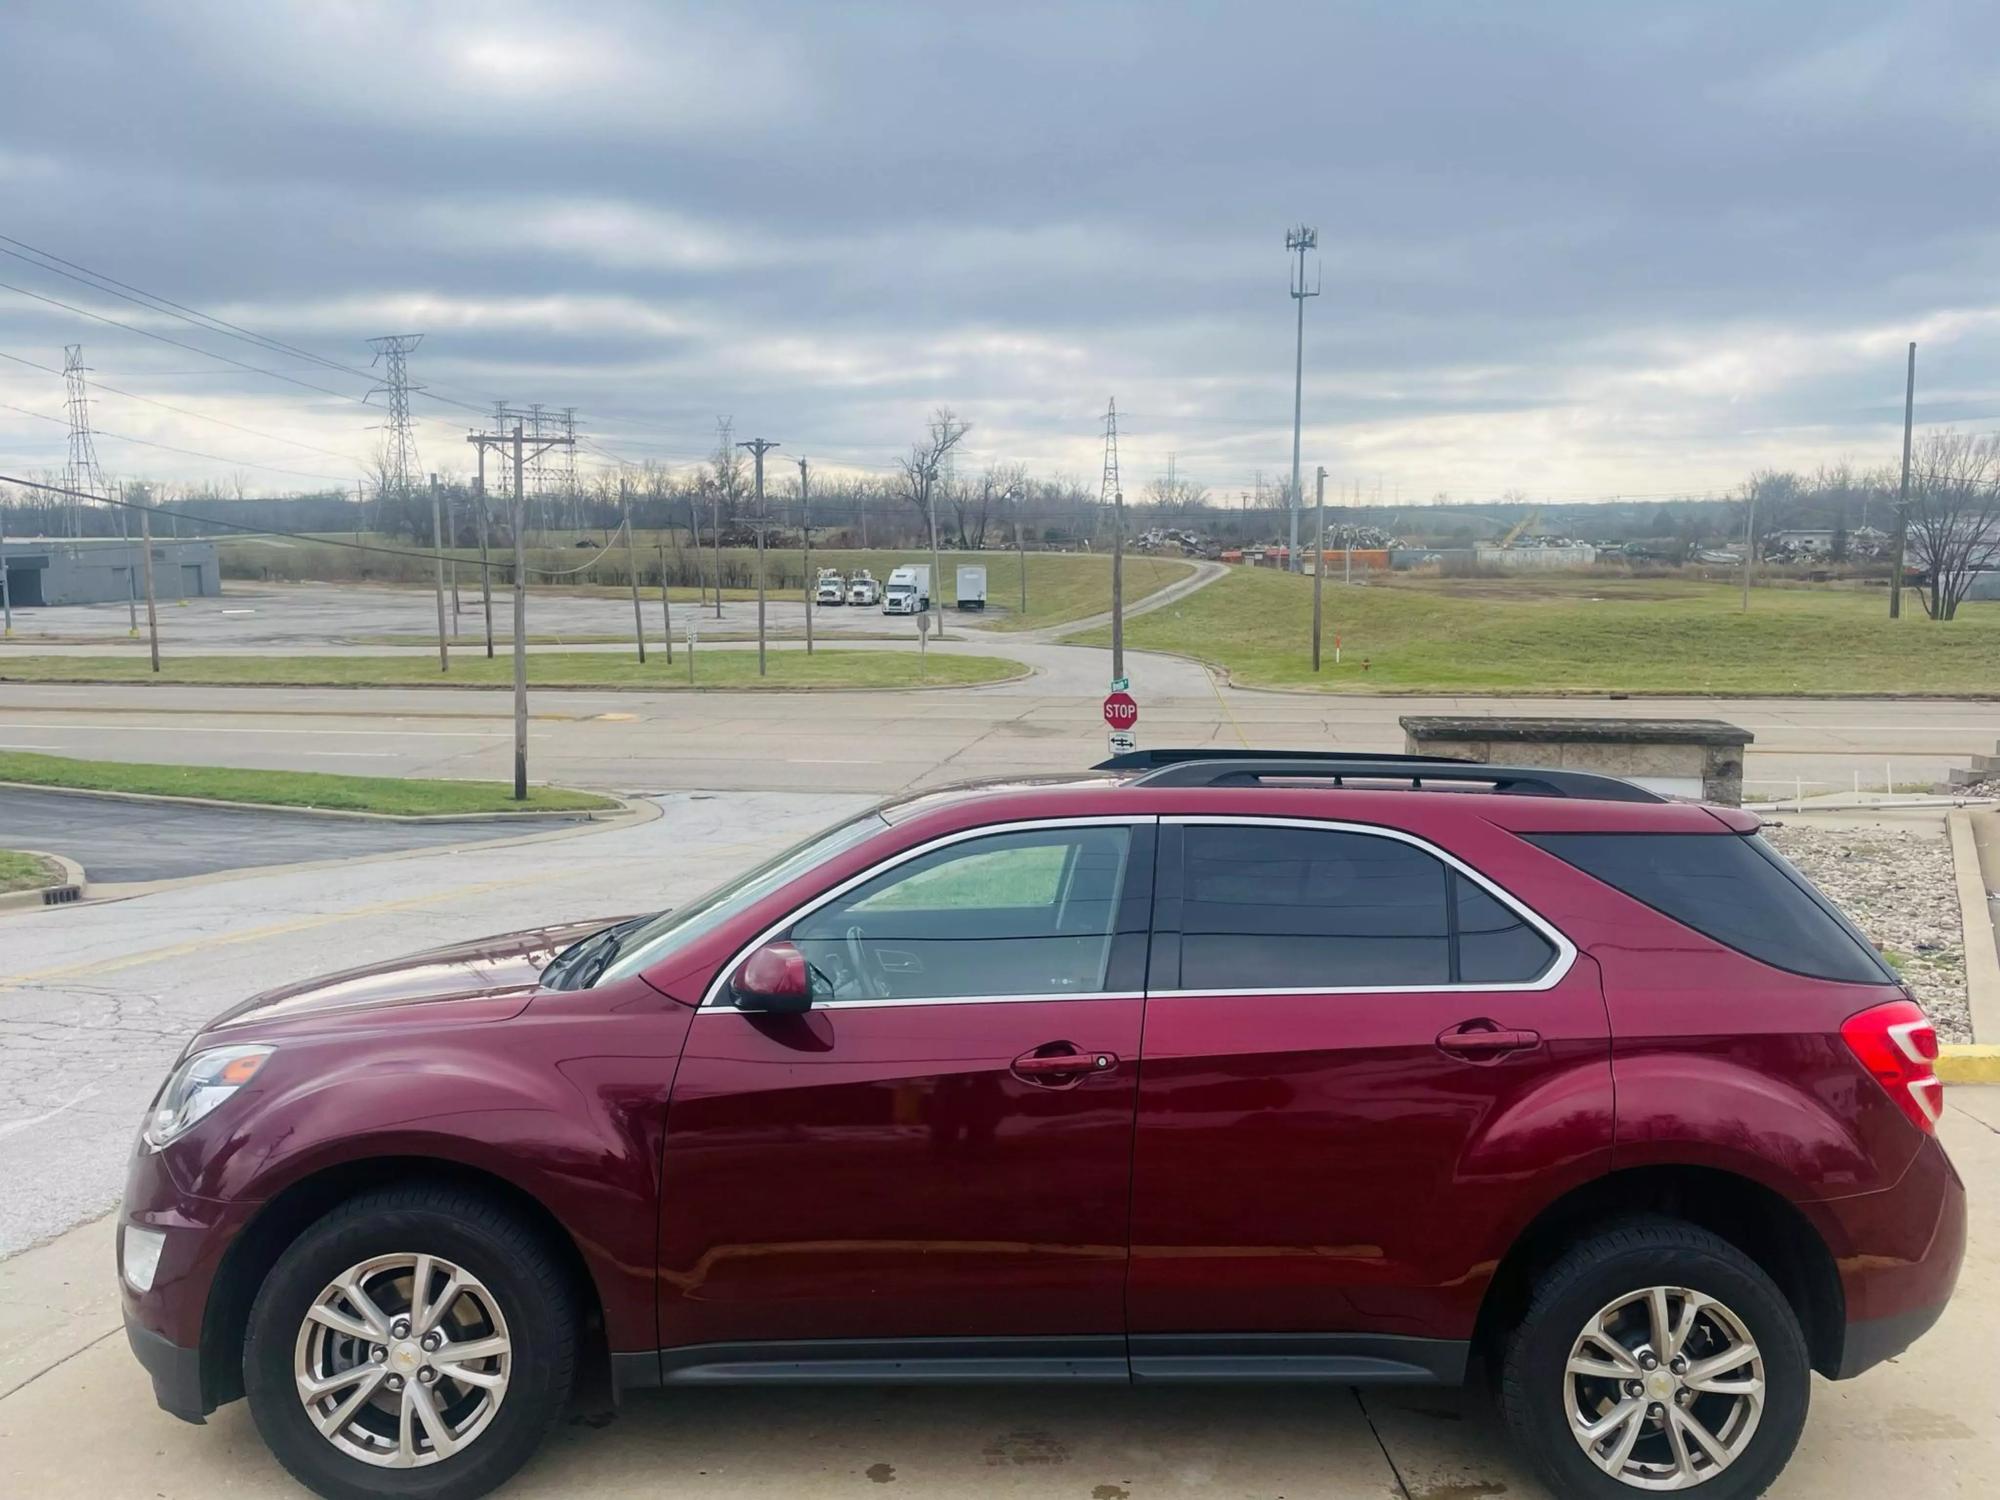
[137,486,159,673]
[1014,486,1028,616]
[739,437,780,676]
[657,541,674,663]
[428,472,449,673]
[467,417,572,799]
[797,456,814,655]
[1892,341,1916,620]
[0,499,12,636]
[119,482,138,635]
[473,455,494,658]
[1312,466,1326,671]
[1111,488,1126,683]
[1741,482,1757,613]
[710,490,723,620]
[1285,225,1319,573]
[620,476,645,665]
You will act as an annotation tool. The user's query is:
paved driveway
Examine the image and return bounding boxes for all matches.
[0,785,588,884]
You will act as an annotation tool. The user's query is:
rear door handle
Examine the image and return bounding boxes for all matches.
[1011,1045,1119,1085]
[1436,1023,1541,1060]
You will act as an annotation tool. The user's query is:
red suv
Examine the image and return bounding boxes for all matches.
[119,750,1964,1500]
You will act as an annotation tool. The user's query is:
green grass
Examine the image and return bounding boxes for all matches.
[0,751,616,816]
[0,849,65,893]
[1076,568,2000,694]
[0,649,1026,691]
[223,541,1193,634]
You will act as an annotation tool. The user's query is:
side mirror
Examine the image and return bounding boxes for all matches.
[729,941,814,1014]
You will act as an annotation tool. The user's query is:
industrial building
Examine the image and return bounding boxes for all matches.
[0,536,220,608]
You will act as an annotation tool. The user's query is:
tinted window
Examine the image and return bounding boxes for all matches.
[1181,825,1453,988]
[1456,874,1558,983]
[1527,832,1894,984]
[793,826,1131,1000]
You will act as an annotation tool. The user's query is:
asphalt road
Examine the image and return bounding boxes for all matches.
[0,785,589,884]
[2,677,1995,796]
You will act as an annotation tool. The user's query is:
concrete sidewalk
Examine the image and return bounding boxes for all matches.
[4,1091,1993,1499]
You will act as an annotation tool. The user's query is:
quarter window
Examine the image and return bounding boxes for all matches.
[793,826,1133,1001]
[1176,824,1556,990]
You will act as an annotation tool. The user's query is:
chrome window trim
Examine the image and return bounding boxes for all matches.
[1147,813,1576,997]
[698,815,1155,1011]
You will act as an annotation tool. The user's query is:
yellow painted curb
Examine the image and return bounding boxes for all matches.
[1938,1046,2000,1084]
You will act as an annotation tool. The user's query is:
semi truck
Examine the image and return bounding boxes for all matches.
[882,564,930,615]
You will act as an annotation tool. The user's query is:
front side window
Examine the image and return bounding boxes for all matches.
[1175,823,1558,990]
[793,825,1133,1001]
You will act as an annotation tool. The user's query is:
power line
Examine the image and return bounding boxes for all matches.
[0,399,357,482]
[0,347,362,464]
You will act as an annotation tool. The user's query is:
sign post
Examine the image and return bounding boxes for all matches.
[916,609,933,683]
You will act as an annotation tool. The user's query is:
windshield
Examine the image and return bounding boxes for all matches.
[589,809,889,988]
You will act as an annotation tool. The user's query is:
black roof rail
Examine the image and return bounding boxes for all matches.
[1091,748,1665,803]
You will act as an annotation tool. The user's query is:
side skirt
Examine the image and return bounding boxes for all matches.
[613,1334,1468,1391]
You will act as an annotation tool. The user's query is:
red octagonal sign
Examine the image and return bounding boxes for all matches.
[1102,690,1139,730]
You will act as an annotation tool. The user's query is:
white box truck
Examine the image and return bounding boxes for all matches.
[882,564,930,615]
[955,564,988,610]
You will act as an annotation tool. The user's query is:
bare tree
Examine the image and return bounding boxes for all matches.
[1907,431,2000,621]
[897,406,971,541]
[708,416,746,525]
[1144,471,1210,513]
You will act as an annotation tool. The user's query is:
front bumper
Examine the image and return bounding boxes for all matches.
[124,1313,208,1424]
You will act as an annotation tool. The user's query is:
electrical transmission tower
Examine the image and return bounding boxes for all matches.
[1099,397,1121,539]
[61,345,108,536]
[560,407,580,529]
[367,334,424,518]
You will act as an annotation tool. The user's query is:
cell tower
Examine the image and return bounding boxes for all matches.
[367,333,424,510]
[61,345,108,536]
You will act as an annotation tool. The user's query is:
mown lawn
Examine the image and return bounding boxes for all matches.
[0,648,1026,691]
[0,848,65,892]
[1077,568,2000,694]
[0,751,616,816]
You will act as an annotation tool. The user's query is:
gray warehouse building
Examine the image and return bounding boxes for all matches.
[0,536,221,607]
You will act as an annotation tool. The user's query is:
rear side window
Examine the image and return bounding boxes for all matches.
[1526,832,1895,985]
[1175,824,1557,989]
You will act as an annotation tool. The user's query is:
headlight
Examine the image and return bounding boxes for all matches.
[142,1045,273,1151]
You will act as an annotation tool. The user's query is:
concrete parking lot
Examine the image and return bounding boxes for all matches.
[3,1095,1992,1498]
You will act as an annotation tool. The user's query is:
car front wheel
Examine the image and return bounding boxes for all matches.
[1499,1219,1809,1497]
[244,1185,577,1500]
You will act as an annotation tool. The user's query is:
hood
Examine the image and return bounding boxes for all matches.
[207,916,633,1034]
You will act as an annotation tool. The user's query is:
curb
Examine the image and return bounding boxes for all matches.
[0,778,630,824]
[0,850,87,912]
[1948,811,2000,1045]
[1939,1046,2000,1084]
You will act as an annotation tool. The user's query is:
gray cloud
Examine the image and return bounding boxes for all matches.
[2,0,1996,499]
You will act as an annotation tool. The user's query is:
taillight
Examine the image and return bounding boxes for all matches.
[1841,999,1942,1134]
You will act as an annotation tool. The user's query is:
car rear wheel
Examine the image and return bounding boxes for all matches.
[245,1185,577,1500]
[1499,1220,1809,1497]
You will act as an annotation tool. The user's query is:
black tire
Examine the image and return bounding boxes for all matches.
[245,1184,578,1500]
[1498,1219,1809,1499]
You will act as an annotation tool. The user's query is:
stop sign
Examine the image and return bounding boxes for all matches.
[1102,690,1138,730]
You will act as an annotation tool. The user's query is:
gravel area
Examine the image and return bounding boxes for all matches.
[1764,820,1970,1041]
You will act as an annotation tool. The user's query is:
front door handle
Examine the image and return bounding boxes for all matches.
[1011,1044,1118,1085]
[1436,1021,1542,1060]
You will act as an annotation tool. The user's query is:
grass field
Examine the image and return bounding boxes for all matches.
[0,849,64,893]
[1077,568,2000,694]
[0,751,616,816]
[224,539,1191,634]
[0,648,1026,691]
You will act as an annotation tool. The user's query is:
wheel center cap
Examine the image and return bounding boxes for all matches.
[391,1341,424,1373]
[1646,1368,1677,1402]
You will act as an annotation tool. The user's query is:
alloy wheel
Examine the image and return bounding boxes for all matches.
[1563,1284,1766,1490]
[292,1252,513,1469]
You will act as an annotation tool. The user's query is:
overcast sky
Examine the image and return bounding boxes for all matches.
[2,0,1996,503]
